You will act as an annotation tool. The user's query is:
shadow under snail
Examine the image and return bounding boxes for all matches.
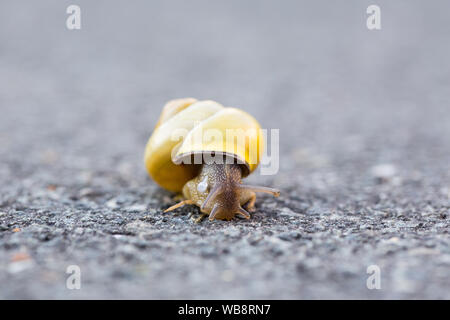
[144,98,280,222]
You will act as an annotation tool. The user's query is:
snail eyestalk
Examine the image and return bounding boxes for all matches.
[238,185,280,197]
[164,199,194,212]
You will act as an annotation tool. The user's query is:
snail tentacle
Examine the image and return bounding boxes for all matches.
[237,206,251,219]
[208,204,220,221]
[238,185,280,197]
[164,199,195,212]
[200,184,222,211]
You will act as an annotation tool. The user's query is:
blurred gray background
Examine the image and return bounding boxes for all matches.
[0,0,449,299]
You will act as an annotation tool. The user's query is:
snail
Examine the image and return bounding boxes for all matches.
[144,98,279,222]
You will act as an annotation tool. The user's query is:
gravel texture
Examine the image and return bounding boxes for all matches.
[0,1,449,299]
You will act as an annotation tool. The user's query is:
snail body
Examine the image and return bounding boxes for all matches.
[144,98,279,221]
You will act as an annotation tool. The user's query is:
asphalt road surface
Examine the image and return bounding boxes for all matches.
[0,1,449,299]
